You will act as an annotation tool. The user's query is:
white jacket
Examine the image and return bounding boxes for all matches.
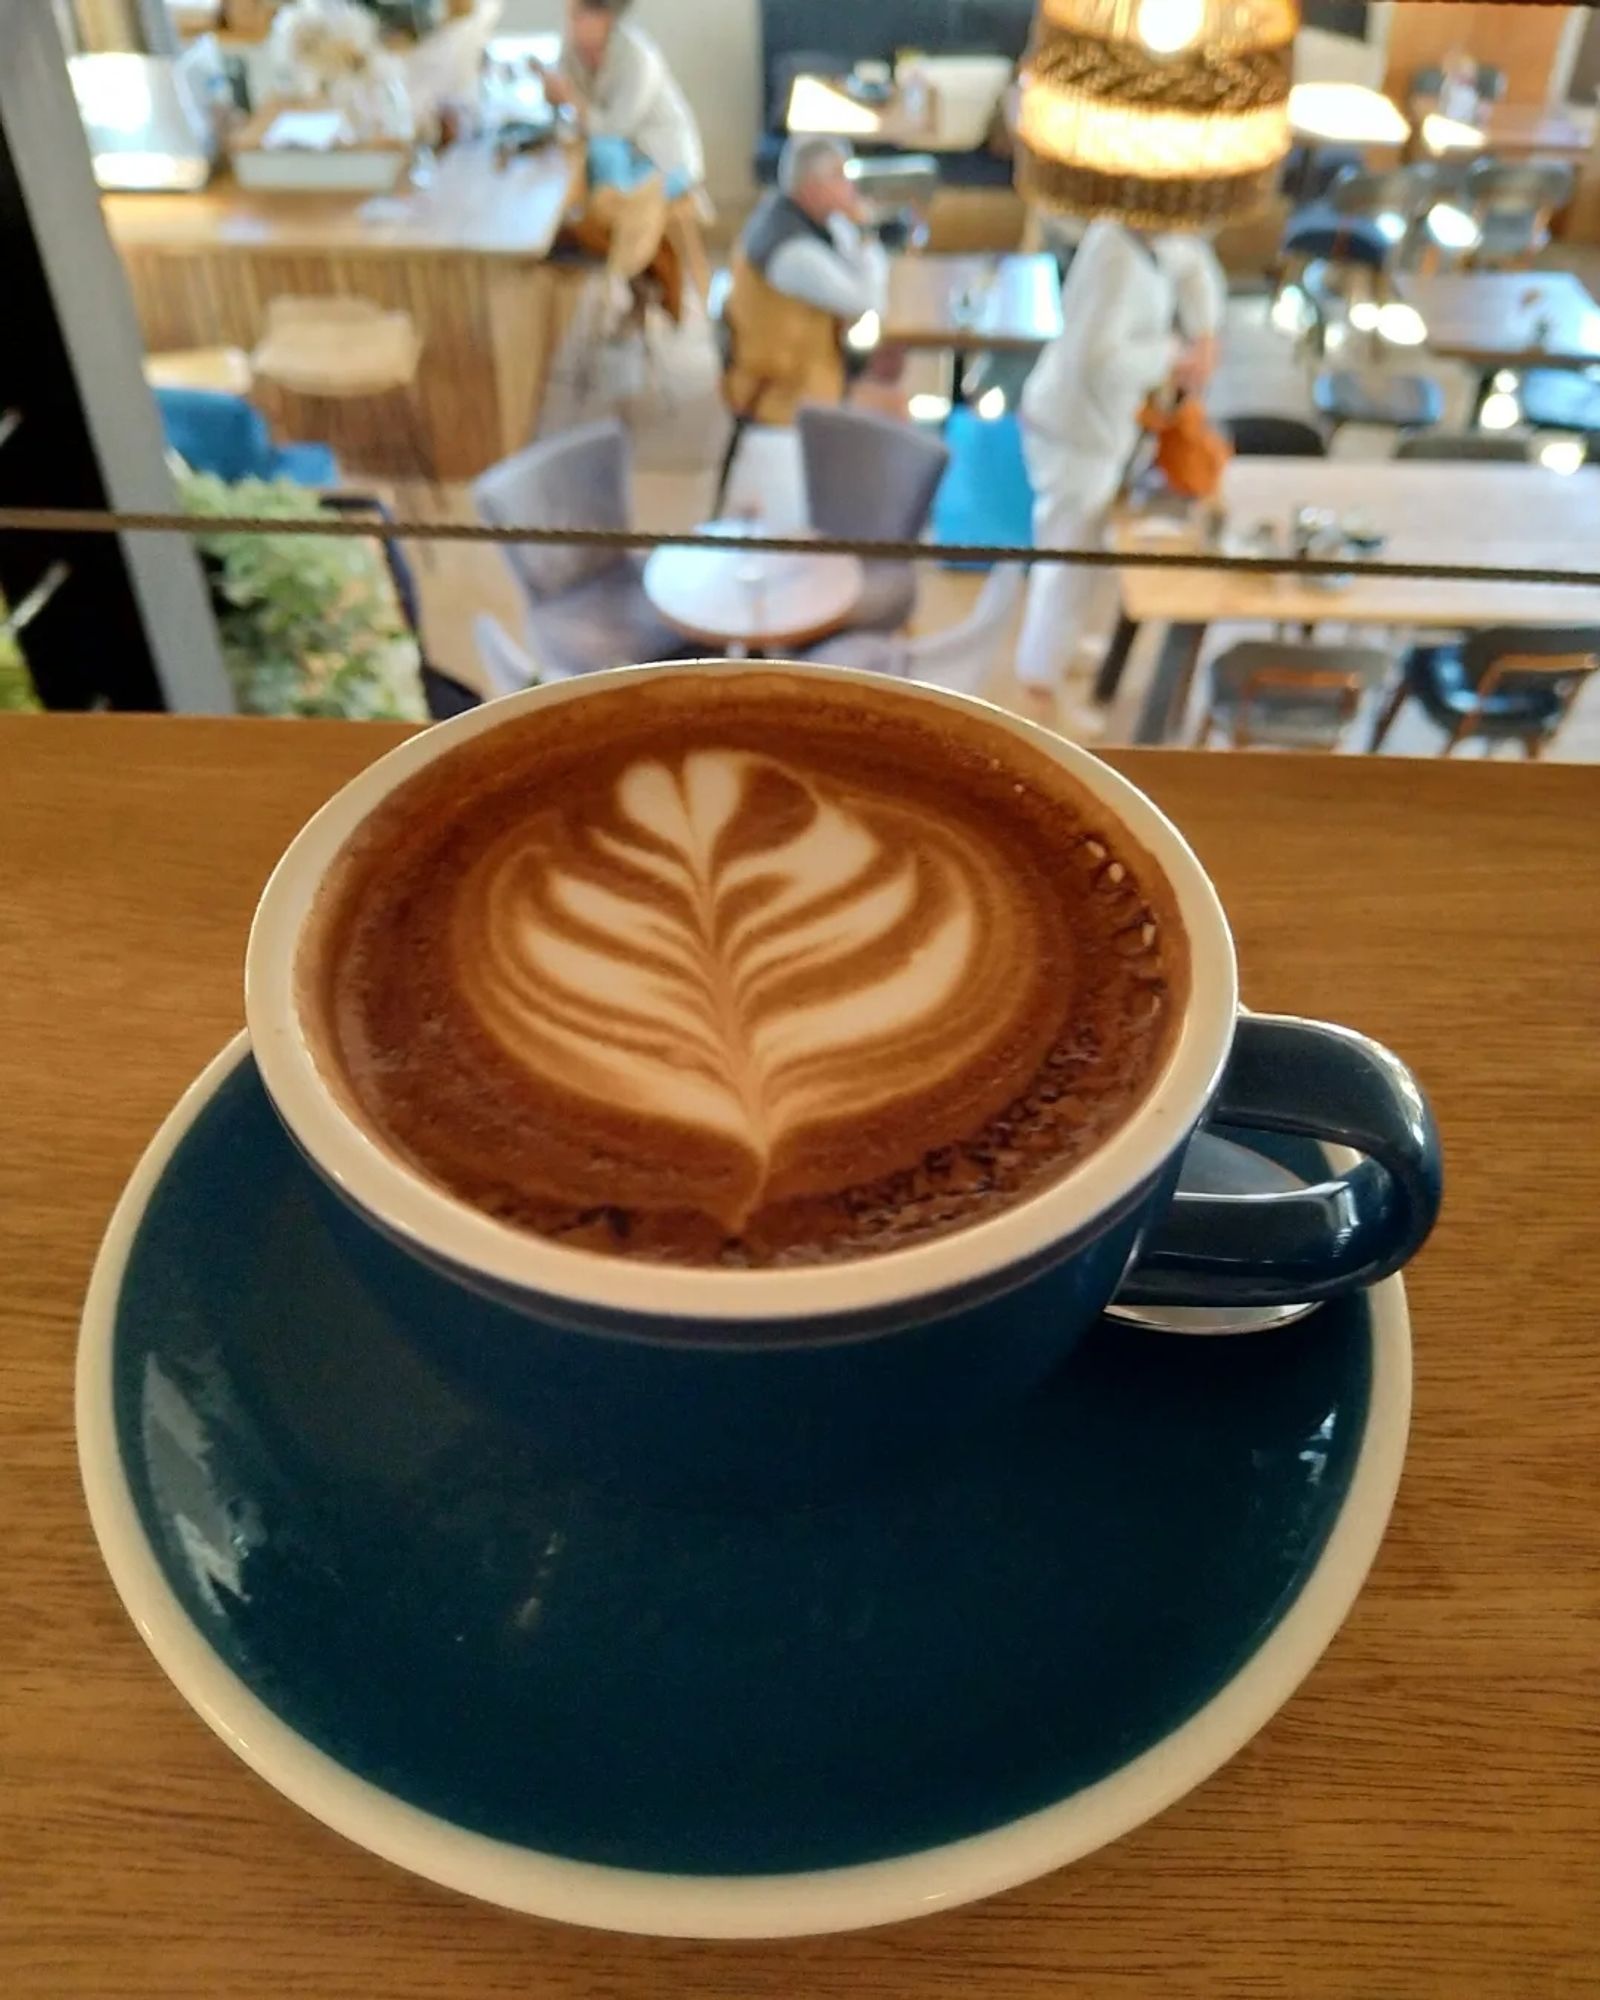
[561,21,705,188]
[1020,220,1226,465]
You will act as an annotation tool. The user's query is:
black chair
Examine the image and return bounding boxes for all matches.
[1393,432,1529,463]
[1369,624,1600,756]
[1281,165,1436,277]
[1226,414,1326,458]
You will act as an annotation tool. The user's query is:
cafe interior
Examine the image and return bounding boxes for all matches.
[5,0,1600,757]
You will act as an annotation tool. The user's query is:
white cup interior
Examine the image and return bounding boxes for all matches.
[245,662,1239,1326]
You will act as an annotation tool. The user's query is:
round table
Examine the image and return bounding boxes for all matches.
[642,523,865,656]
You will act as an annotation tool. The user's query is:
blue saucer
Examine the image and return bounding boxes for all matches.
[78,1040,1410,1937]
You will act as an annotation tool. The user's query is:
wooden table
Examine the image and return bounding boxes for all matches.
[883,252,1062,400]
[1109,458,1600,741]
[3,716,1596,1996]
[103,143,583,481]
[643,526,864,653]
[1395,271,1600,374]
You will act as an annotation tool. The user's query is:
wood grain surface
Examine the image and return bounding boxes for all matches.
[2,717,1597,1999]
[107,151,585,481]
[1116,458,1600,630]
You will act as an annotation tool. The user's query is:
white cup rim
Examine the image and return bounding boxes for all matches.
[245,662,1239,1326]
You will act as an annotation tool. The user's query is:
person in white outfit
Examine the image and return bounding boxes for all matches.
[1014,218,1225,716]
[546,0,705,192]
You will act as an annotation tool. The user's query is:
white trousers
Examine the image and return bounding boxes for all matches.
[1014,435,1126,690]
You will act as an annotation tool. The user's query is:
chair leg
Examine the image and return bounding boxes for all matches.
[713,414,749,515]
[1367,678,1408,751]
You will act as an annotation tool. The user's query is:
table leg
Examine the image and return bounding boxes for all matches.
[1133,622,1207,745]
[1094,612,1141,706]
[950,350,969,407]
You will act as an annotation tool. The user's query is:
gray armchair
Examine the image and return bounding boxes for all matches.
[797,405,951,633]
[804,564,1024,696]
[473,421,684,679]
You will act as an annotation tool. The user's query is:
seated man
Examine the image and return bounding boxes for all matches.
[723,136,888,426]
[546,0,704,195]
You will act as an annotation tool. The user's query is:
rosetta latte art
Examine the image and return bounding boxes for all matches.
[453,748,1048,1224]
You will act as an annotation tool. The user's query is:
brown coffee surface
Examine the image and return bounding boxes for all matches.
[302,671,1189,1265]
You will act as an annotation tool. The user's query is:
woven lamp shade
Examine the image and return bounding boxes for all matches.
[1018,0,1301,230]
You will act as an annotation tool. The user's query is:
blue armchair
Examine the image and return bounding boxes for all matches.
[154,387,339,487]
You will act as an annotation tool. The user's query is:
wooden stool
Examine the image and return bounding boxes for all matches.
[142,346,253,395]
[251,296,431,481]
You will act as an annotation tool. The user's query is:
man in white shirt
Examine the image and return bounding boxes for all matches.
[1015,218,1225,716]
[546,0,705,192]
[722,137,888,425]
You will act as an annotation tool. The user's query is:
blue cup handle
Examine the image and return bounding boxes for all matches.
[1117,1013,1442,1309]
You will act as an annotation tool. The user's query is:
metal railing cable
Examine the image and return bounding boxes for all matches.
[1,505,1597,589]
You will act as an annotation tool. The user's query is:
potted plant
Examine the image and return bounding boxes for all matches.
[179,469,429,720]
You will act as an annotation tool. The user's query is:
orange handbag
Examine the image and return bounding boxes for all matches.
[1139,394,1232,501]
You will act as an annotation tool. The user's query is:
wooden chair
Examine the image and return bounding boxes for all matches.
[1369,626,1600,757]
[1196,640,1392,752]
[251,296,430,478]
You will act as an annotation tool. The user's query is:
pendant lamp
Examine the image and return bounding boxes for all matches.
[1017,0,1302,229]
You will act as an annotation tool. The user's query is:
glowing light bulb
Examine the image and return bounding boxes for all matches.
[1480,390,1520,431]
[1349,300,1380,332]
[1376,302,1428,348]
[908,392,952,424]
[1538,437,1584,475]
[1427,202,1480,252]
[1136,0,1205,56]
[976,386,1007,419]
[845,310,880,353]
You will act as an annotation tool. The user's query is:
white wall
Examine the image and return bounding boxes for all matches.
[496,0,761,204]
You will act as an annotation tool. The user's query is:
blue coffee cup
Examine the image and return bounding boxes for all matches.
[246,664,1440,1486]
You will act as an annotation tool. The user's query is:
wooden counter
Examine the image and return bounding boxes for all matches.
[2,716,1597,1997]
[104,145,585,480]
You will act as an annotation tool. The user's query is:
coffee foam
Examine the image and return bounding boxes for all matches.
[302,673,1187,1264]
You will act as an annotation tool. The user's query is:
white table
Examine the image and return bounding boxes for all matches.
[642,524,865,656]
[1107,459,1600,742]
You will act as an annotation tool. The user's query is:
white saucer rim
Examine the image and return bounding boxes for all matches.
[77,1032,1412,1940]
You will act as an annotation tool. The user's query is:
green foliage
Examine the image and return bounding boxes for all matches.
[178,470,428,722]
[0,621,41,713]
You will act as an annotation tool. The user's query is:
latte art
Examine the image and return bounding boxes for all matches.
[456,749,1044,1224]
[305,671,1187,1265]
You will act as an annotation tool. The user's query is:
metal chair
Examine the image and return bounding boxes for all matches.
[1464,161,1575,268]
[1226,414,1326,458]
[1394,432,1530,463]
[1197,640,1392,751]
[802,564,1025,696]
[1369,624,1600,756]
[797,404,951,633]
[472,420,685,679]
